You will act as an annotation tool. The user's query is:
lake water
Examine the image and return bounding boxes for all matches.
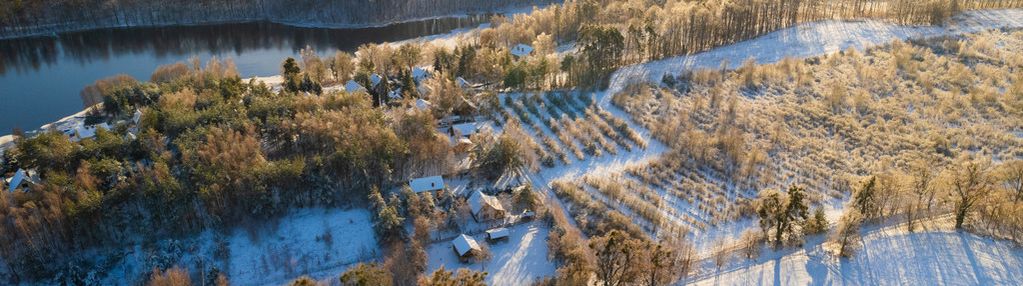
[0,15,490,133]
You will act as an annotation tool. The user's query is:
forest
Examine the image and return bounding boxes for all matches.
[2,0,1023,285]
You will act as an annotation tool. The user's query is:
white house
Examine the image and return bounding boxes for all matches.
[452,234,481,259]
[510,44,534,59]
[409,176,445,193]
[468,190,506,222]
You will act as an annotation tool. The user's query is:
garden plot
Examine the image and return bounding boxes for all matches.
[494,91,647,168]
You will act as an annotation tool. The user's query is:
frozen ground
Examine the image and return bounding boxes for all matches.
[225,208,378,285]
[426,222,555,286]
[86,208,377,285]
[692,221,1023,286]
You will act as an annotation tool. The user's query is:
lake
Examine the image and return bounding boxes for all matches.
[0,15,490,134]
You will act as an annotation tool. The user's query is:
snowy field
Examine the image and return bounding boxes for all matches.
[225,208,378,285]
[87,208,377,285]
[426,222,555,286]
[693,229,1023,286]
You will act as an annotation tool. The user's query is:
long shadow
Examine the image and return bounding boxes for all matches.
[958,232,990,284]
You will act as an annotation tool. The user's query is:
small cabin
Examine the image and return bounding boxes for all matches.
[469,190,506,222]
[409,176,445,194]
[485,228,510,242]
[452,234,481,261]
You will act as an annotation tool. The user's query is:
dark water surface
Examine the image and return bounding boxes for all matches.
[0,15,489,133]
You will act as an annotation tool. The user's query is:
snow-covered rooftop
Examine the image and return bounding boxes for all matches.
[131,109,143,125]
[511,44,534,58]
[486,228,509,240]
[72,123,111,142]
[412,67,429,81]
[468,190,504,216]
[451,122,479,138]
[345,80,365,93]
[452,234,480,257]
[415,98,432,111]
[409,176,445,193]
[370,74,382,86]
[7,169,27,192]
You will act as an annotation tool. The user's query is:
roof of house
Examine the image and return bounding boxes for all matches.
[132,109,144,125]
[486,228,510,239]
[412,67,429,80]
[451,122,479,137]
[73,123,111,141]
[7,169,26,192]
[370,74,382,86]
[409,176,445,193]
[345,80,365,93]
[468,190,505,215]
[511,44,534,58]
[415,98,432,110]
[452,234,481,256]
[6,169,37,192]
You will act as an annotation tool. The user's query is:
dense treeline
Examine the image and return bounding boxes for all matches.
[0,55,480,281]
[0,0,556,39]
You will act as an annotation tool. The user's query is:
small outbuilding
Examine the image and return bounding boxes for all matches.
[485,228,510,242]
[450,122,479,138]
[469,190,506,222]
[409,176,445,194]
[452,234,481,260]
